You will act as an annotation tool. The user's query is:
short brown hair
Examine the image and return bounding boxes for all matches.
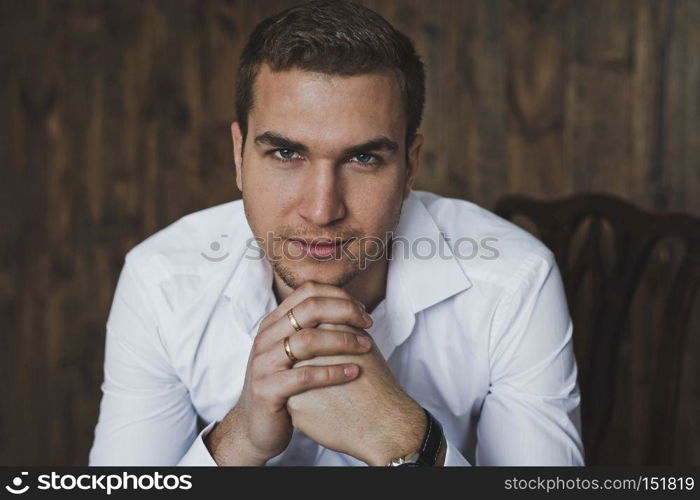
[235,0,425,150]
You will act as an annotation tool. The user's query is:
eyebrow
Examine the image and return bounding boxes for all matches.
[253,131,399,158]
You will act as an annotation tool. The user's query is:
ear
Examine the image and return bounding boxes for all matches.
[403,133,423,200]
[231,121,244,192]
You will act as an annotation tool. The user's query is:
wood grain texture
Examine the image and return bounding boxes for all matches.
[0,0,698,465]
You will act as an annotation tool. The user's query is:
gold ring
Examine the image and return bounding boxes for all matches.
[287,308,303,332]
[284,336,298,363]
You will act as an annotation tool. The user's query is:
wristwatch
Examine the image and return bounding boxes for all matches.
[386,407,444,466]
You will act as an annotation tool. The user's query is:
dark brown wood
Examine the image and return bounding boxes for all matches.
[0,0,698,465]
[494,192,700,465]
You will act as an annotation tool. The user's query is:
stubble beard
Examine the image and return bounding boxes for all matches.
[262,198,404,292]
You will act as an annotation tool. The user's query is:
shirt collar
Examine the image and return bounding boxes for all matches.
[222,190,472,358]
[221,206,276,337]
[379,190,472,357]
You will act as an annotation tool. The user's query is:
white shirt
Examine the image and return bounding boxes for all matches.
[88,190,584,466]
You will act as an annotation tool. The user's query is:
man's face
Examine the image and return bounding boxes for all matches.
[232,63,422,290]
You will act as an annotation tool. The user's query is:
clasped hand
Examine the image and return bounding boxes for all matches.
[204,281,424,466]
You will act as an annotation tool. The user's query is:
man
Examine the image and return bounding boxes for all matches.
[89,0,584,466]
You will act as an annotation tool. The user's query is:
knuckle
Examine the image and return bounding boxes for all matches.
[300,281,320,298]
[249,352,264,372]
[297,329,314,347]
[251,333,267,352]
[345,300,358,317]
[298,367,313,385]
[250,382,267,402]
[259,315,272,331]
[303,296,320,310]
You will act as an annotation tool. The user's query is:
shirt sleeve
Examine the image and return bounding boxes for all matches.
[476,252,584,465]
[88,257,218,466]
[444,437,471,466]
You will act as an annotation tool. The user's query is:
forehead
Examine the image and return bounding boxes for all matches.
[249,63,405,149]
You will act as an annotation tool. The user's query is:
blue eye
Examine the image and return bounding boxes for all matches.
[273,149,300,162]
[269,148,301,162]
[353,153,376,164]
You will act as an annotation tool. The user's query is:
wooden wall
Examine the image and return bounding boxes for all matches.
[1,0,698,465]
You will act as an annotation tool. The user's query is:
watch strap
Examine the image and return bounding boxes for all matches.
[399,407,444,466]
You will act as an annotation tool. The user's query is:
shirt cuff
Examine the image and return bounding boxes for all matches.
[176,420,219,466]
[443,437,471,466]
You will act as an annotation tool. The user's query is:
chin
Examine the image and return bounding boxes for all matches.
[278,259,361,289]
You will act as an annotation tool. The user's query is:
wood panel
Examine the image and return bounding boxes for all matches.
[0,0,698,465]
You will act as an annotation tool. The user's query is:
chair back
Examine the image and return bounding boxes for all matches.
[494,193,700,464]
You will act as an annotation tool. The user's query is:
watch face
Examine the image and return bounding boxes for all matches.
[387,451,421,466]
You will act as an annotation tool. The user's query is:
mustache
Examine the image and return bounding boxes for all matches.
[276,227,364,242]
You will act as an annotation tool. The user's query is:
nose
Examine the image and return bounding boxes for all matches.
[297,164,346,227]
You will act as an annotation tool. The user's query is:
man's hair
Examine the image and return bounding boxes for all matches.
[235,0,425,150]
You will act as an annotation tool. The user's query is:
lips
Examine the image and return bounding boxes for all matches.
[289,238,346,259]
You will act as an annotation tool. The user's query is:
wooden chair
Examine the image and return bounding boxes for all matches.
[493,193,700,465]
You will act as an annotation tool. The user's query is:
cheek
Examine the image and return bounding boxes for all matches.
[243,162,298,213]
[349,178,404,228]
[244,161,286,195]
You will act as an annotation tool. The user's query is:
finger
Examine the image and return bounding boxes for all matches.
[292,296,371,331]
[315,322,374,342]
[256,296,372,350]
[316,322,366,333]
[264,363,361,402]
[257,328,373,371]
[260,281,364,331]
